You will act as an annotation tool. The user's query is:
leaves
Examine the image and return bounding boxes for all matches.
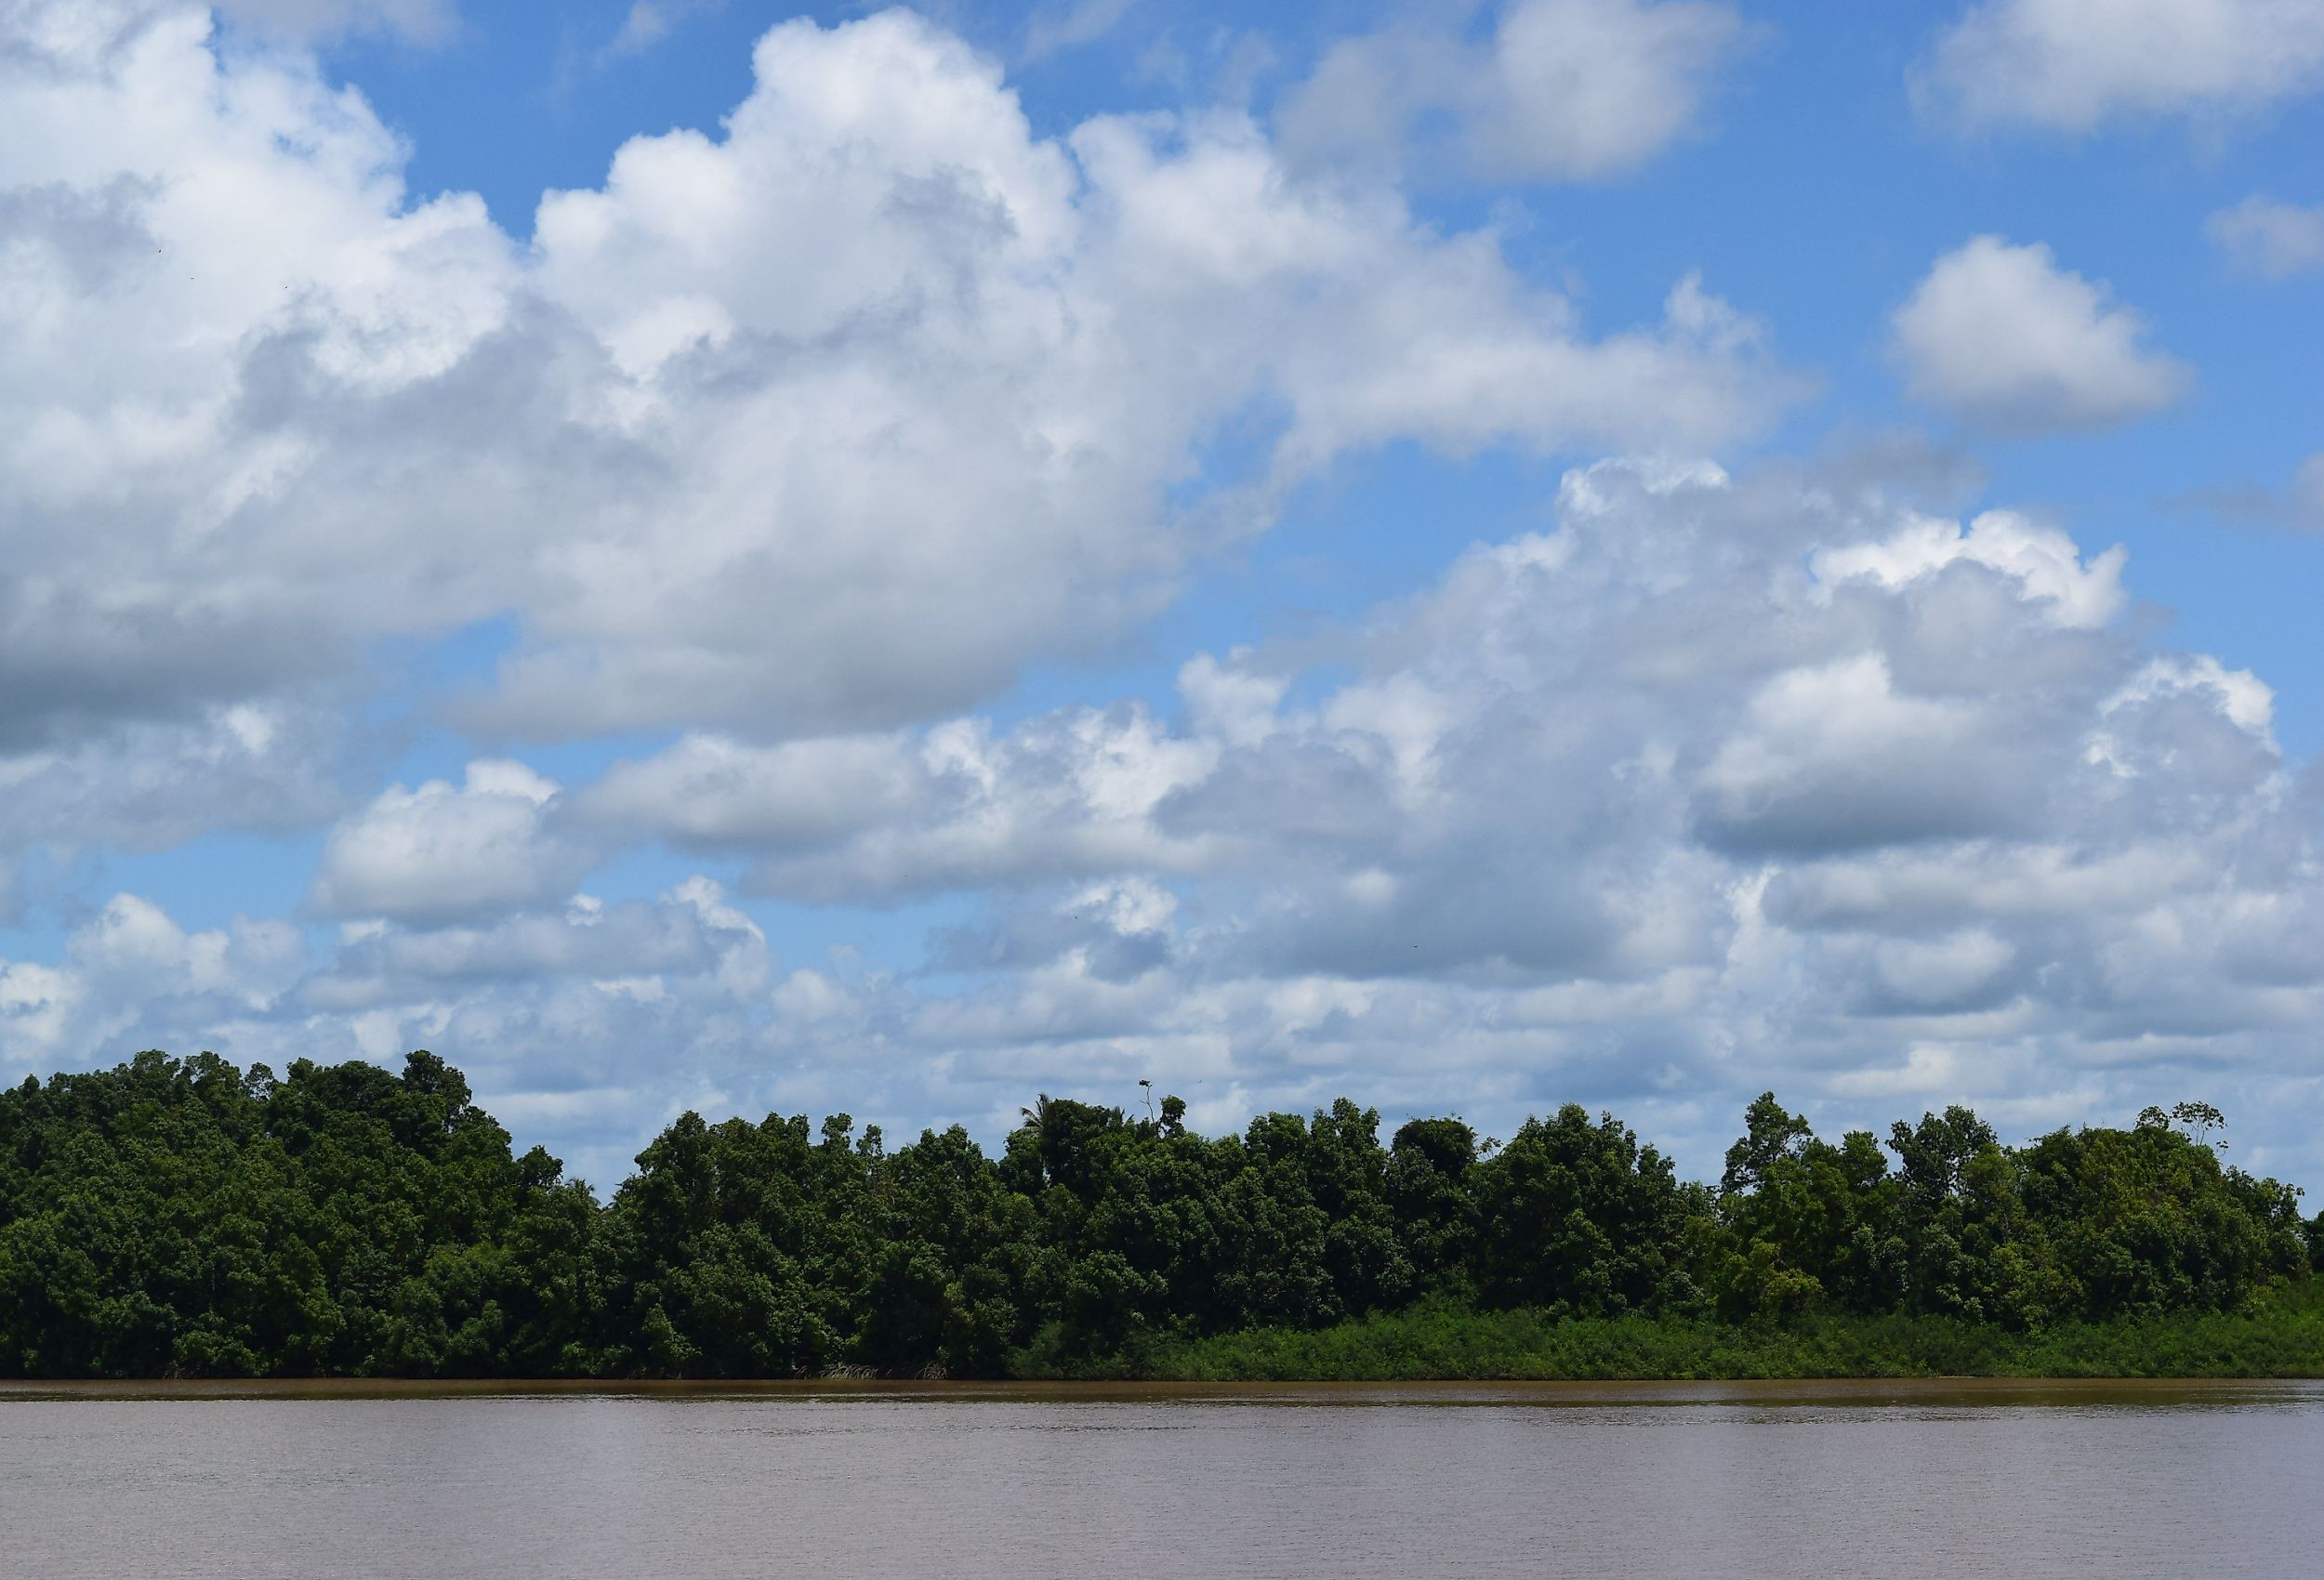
[0,1054,2312,1378]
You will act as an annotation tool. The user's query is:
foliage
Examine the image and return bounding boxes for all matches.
[1140,1279,2324,1382]
[1,1054,2316,1379]
[0,1051,595,1377]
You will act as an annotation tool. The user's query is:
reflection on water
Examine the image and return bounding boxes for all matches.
[5,1379,2318,1578]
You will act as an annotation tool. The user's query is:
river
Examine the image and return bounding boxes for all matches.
[2,1378,2317,1577]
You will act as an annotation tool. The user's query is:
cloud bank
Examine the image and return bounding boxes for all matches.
[3,3,2321,1192]
[0,0,1793,760]
[11,458,2322,1186]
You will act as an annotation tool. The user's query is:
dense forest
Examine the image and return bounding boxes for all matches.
[1,1050,2317,1379]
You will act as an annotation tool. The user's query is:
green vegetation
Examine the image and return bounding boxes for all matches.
[2,1050,2318,1379]
[1138,1282,2324,1381]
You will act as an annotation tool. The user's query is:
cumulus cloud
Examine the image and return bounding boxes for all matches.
[10,458,2324,1179]
[1695,652,2044,853]
[0,702,343,858]
[1891,237,2191,434]
[517,458,2324,1175]
[8,4,2323,1189]
[584,709,1226,901]
[581,733,928,854]
[1280,0,1747,182]
[1809,507,2128,629]
[0,0,1795,764]
[310,760,593,925]
[300,879,770,1011]
[2208,195,2324,278]
[0,894,303,1072]
[1919,0,2324,131]
[0,877,776,1188]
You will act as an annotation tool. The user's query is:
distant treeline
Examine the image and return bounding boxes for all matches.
[1,1050,2317,1379]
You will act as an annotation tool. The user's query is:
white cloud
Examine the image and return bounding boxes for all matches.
[1891,237,2191,434]
[0,2,1794,760]
[557,458,2320,1181]
[771,967,857,1023]
[14,454,2324,1179]
[310,759,592,925]
[589,707,1227,902]
[1827,1043,1974,1099]
[1872,932,2017,1011]
[2106,654,2275,736]
[0,893,303,1070]
[299,878,769,1011]
[1810,509,2128,630]
[0,878,774,1188]
[1696,653,2025,852]
[0,702,342,857]
[1920,0,2324,131]
[7,4,2324,1191]
[1279,0,1747,183]
[581,733,927,850]
[2208,195,2324,278]
[1178,654,1287,749]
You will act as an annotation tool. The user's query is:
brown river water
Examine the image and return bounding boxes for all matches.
[2,1378,2317,1578]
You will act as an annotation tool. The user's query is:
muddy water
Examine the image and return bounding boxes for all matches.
[3,1378,2317,1577]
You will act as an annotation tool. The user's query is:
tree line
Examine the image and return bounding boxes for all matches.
[0,1050,2315,1377]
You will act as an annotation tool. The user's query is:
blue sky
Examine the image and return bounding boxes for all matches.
[331,0,2324,741]
[5,0,2324,1190]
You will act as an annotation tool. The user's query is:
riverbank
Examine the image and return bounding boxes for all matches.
[1027,1280,2324,1382]
[10,1053,2318,1381]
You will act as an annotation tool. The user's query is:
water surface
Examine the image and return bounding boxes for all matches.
[4,1378,2317,1577]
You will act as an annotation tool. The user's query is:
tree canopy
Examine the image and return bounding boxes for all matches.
[1,1052,2315,1377]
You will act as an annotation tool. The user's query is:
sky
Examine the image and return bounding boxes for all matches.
[4,0,2324,1192]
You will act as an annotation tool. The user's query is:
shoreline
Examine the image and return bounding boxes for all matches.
[5,1375,2319,1404]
